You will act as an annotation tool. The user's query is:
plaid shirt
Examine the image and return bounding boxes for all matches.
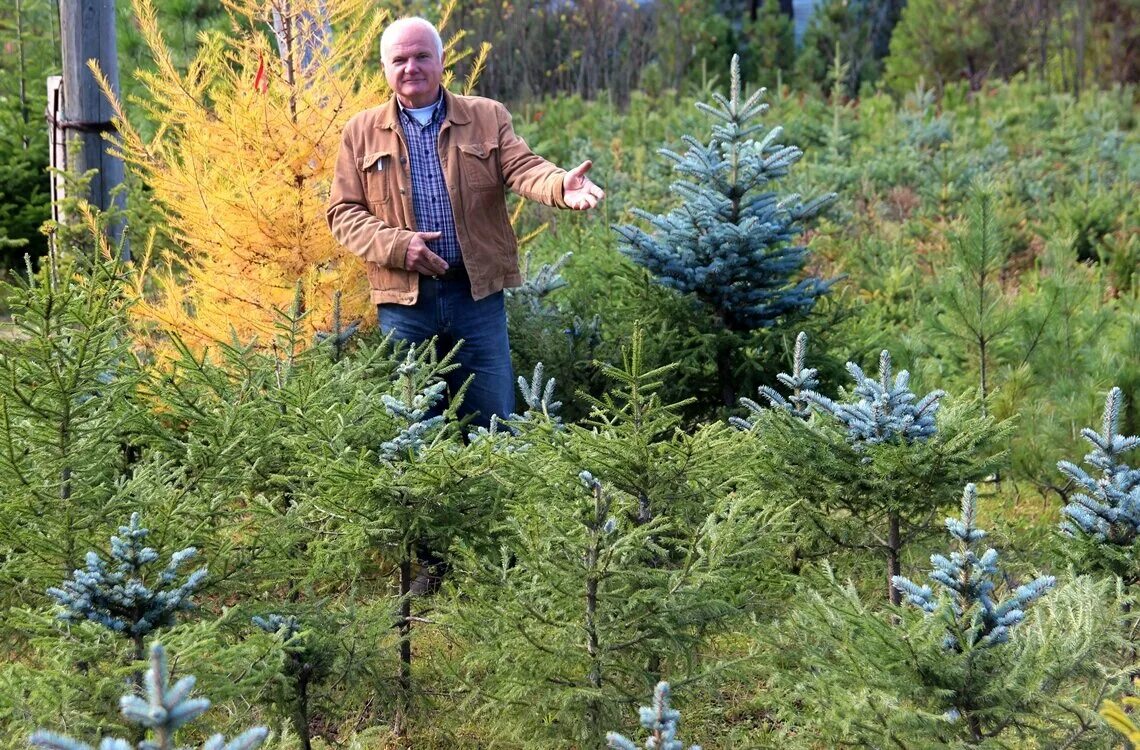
[399,98,463,268]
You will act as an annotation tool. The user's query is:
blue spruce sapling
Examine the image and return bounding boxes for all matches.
[606,681,701,750]
[615,53,836,407]
[469,362,565,445]
[893,483,1055,650]
[1057,386,1140,580]
[379,351,447,461]
[803,349,944,447]
[47,512,207,661]
[739,345,1001,604]
[810,349,945,603]
[30,642,267,750]
[732,331,818,429]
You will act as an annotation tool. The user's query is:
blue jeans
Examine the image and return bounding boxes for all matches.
[378,277,515,428]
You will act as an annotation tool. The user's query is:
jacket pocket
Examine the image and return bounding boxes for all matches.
[457,142,502,191]
[357,151,393,204]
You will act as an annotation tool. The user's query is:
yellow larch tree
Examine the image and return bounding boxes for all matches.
[98,0,486,351]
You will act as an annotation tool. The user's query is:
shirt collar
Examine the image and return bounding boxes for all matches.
[397,89,445,128]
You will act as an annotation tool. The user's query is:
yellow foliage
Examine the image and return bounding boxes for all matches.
[1101,696,1140,747]
[95,0,470,354]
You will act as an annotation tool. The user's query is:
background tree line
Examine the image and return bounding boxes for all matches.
[1,0,1137,270]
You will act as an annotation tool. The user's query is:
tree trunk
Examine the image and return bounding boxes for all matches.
[296,661,313,750]
[716,339,735,408]
[395,551,412,740]
[16,0,29,144]
[1074,0,1088,99]
[887,511,901,606]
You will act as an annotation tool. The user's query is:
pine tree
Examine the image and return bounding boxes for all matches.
[792,0,886,96]
[615,54,836,407]
[607,681,701,750]
[1057,386,1140,581]
[29,642,268,750]
[47,512,207,663]
[740,0,794,89]
[930,184,1016,415]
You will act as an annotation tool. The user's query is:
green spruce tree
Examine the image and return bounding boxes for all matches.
[447,329,789,747]
[738,339,1007,603]
[0,247,146,610]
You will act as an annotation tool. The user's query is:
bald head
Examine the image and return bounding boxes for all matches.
[381,17,443,64]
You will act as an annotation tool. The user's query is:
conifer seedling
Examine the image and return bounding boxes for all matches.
[607,681,701,750]
[893,483,1055,650]
[1057,386,1140,580]
[29,643,267,750]
[47,512,207,661]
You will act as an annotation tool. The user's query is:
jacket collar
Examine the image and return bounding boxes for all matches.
[376,88,472,130]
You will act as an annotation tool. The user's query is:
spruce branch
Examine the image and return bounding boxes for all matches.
[29,643,268,750]
[508,251,572,315]
[378,351,447,462]
[1057,386,1140,546]
[803,349,945,448]
[606,681,701,750]
[735,331,819,429]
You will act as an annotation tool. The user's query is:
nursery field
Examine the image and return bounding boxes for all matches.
[1,0,1139,748]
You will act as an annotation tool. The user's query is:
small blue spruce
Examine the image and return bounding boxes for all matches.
[892,483,1055,649]
[606,681,701,750]
[46,513,207,638]
[29,643,267,750]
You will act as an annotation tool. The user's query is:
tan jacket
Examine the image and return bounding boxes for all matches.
[327,89,570,304]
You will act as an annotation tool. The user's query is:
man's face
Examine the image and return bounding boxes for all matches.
[383,24,443,109]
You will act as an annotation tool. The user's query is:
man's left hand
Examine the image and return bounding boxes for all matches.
[563,160,605,210]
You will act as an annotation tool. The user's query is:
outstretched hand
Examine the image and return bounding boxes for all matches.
[563,160,605,210]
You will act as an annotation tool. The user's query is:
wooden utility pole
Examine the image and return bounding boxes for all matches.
[54,0,128,258]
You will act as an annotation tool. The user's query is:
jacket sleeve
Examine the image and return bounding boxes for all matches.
[494,104,570,209]
[326,117,413,269]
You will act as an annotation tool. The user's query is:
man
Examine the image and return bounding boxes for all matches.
[327,16,604,427]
